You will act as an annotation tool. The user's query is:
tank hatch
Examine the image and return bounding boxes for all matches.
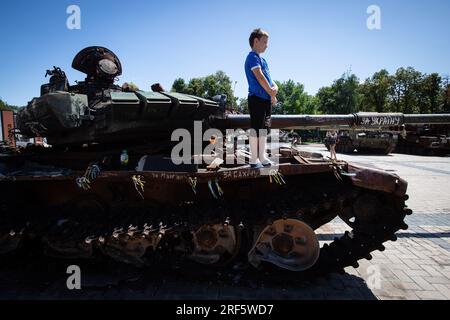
[71,46,122,79]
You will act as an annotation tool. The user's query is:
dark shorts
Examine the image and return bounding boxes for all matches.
[248,95,271,137]
[328,137,337,146]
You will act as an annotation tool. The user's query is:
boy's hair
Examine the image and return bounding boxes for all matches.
[249,28,269,48]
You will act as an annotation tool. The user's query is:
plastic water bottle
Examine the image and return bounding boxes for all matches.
[120,150,129,168]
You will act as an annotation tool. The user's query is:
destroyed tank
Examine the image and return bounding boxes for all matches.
[395,124,450,156]
[2,46,450,277]
[324,129,398,155]
[322,113,450,155]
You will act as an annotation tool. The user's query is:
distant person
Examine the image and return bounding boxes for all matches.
[327,130,338,161]
[400,124,407,139]
[244,28,279,168]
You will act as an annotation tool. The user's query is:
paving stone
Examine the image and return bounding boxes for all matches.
[416,290,446,300]
[422,276,449,285]
[391,269,413,282]
[413,276,437,291]
[432,284,450,299]
[421,265,444,277]
[404,269,432,277]
[392,281,421,291]
[401,259,422,270]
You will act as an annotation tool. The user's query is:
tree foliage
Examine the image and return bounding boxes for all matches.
[171,71,237,110]
[170,67,449,116]
[441,78,450,112]
[272,80,318,114]
[171,78,187,93]
[316,73,361,114]
[238,97,248,113]
[316,67,448,114]
[359,69,391,113]
[0,98,19,112]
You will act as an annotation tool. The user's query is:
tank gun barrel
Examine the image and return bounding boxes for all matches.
[214,113,450,130]
[403,114,450,125]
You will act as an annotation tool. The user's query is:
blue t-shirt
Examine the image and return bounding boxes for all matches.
[245,51,273,100]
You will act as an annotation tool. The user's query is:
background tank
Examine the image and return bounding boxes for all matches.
[395,124,450,156]
[324,129,397,155]
[3,46,450,278]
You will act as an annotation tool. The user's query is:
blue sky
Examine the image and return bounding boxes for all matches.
[0,0,449,106]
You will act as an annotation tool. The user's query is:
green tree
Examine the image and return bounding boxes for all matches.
[238,97,248,113]
[388,67,423,113]
[171,78,187,93]
[359,69,391,113]
[417,73,441,113]
[170,71,237,110]
[272,80,318,114]
[316,73,361,114]
[441,77,450,112]
[0,99,7,110]
[0,98,19,112]
[186,78,205,97]
[203,71,237,109]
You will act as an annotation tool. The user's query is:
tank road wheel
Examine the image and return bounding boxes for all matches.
[189,223,239,266]
[0,202,26,255]
[248,219,320,272]
[42,196,107,259]
[0,230,24,255]
[100,225,163,267]
[100,202,163,267]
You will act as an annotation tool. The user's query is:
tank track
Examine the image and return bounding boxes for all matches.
[0,173,411,278]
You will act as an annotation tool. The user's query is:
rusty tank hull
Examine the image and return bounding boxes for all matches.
[0,147,409,275]
[0,46,413,276]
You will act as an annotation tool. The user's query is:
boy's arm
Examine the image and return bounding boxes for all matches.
[252,68,277,98]
[273,81,279,93]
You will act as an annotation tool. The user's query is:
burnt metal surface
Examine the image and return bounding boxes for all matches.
[0,145,410,277]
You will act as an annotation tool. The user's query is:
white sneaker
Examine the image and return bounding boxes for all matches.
[261,159,274,167]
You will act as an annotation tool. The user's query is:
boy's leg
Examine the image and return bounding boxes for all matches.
[249,131,259,164]
[259,101,272,164]
[258,133,270,163]
[248,96,263,165]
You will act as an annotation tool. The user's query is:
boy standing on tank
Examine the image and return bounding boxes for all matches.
[244,28,278,168]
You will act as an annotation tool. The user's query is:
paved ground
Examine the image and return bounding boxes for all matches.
[1,144,449,300]
[302,144,450,300]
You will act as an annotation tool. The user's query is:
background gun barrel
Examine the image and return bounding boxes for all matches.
[214,114,354,130]
[215,113,450,130]
[403,114,450,125]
